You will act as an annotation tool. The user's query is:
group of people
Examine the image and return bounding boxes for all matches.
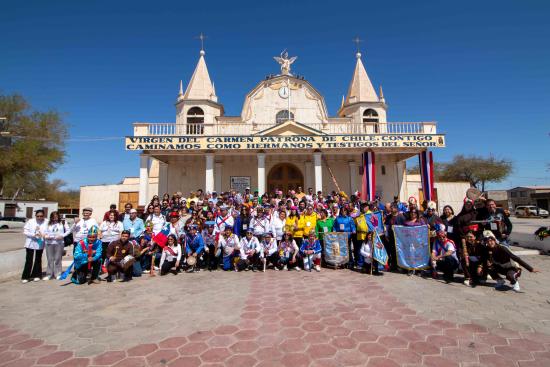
[21,186,539,291]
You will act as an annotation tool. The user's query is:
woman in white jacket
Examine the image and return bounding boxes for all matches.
[43,211,70,280]
[22,209,48,283]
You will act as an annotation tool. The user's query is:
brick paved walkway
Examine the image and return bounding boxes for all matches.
[0,258,549,366]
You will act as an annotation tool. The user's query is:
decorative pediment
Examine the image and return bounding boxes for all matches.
[255,120,326,136]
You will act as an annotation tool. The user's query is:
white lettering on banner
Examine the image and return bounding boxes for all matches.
[125,134,446,151]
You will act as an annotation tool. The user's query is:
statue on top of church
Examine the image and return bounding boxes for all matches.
[274,49,297,76]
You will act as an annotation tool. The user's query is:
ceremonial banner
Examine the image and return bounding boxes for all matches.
[372,230,388,266]
[323,232,349,266]
[419,150,435,201]
[365,211,385,233]
[361,151,376,201]
[393,225,430,270]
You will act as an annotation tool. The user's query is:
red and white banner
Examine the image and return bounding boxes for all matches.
[419,150,435,201]
[361,151,376,202]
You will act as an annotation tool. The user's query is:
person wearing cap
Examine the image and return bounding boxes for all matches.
[71,207,99,253]
[261,232,278,271]
[71,225,102,285]
[167,211,184,240]
[184,224,205,272]
[300,230,322,272]
[123,209,145,240]
[461,231,487,286]
[239,228,262,271]
[218,226,240,271]
[21,209,48,283]
[430,224,459,283]
[484,230,539,292]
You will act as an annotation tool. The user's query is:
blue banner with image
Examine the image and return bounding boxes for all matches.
[365,211,385,234]
[393,225,430,270]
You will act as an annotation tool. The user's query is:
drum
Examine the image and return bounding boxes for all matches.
[121,255,135,271]
[187,256,197,266]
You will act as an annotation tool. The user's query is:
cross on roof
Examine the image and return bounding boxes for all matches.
[196,32,207,51]
[352,36,363,53]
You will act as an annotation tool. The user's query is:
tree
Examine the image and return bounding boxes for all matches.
[406,162,446,179]
[440,155,512,191]
[0,93,68,198]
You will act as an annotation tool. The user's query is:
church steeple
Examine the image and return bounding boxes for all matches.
[344,52,379,105]
[182,50,218,102]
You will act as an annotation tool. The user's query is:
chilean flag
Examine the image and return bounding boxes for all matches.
[361,151,376,202]
[419,150,435,202]
[152,223,170,248]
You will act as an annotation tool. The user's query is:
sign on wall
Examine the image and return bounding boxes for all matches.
[125,134,446,151]
[230,176,251,192]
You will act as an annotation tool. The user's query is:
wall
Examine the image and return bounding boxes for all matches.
[406,175,470,213]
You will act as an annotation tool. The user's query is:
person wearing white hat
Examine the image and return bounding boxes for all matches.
[484,230,539,292]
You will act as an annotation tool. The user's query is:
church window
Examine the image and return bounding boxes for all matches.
[363,109,379,133]
[276,110,294,124]
[381,165,386,175]
[187,107,204,134]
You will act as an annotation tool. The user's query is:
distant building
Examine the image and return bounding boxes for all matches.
[0,199,58,218]
[507,186,550,211]
[485,190,508,209]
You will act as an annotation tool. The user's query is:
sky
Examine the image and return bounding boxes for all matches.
[1,0,549,191]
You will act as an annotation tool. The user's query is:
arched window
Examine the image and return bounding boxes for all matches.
[276,110,294,124]
[363,109,379,133]
[187,107,204,134]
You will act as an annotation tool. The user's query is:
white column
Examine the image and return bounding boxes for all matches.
[313,152,323,194]
[158,160,168,196]
[215,162,223,193]
[205,153,214,193]
[257,152,266,194]
[348,161,358,194]
[138,154,150,206]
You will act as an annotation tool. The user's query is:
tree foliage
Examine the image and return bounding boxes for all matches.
[408,154,513,191]
[0,93,68,199]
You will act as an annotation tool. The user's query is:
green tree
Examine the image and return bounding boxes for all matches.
[0,94,67,198]
[440,155,512,191]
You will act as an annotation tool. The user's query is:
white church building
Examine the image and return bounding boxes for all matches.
[80,47,462,218]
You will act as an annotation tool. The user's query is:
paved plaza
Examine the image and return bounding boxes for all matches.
[0,252,549,367]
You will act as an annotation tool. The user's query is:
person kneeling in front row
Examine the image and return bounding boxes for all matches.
[431,224,459,283]
[160,234,182,276]
[106,230,134,282]
[300,231,322,272]
[72,226,102,285]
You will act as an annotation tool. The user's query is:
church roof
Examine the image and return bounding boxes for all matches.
[183,51,217,101]
[345,53,379,104]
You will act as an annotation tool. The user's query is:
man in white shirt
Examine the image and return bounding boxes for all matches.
[239,229,263,271]
[147,205,166,235]
[214,206,234,236]
[250,207,275,238]
[71,207,98,252]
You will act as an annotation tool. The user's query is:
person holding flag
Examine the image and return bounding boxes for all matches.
[71,225,102,285]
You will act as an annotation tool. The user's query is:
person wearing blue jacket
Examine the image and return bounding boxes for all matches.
[185,224,205,272]
[72,225,102,284]
[332,207,357,268]
[300,231,322,272]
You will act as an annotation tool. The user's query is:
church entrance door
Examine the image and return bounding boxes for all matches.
[267,163,304,193]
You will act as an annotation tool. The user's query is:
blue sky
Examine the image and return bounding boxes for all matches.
[1,0,549,190]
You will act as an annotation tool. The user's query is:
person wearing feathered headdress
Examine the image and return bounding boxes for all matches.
[72,225,102,285]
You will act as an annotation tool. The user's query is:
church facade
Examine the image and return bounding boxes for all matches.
[124,48,445,206]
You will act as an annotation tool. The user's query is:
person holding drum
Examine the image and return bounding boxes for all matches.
[71,225,102,285]
[159,234,182,276]
[185,224,205,272]
[106,230,135,282]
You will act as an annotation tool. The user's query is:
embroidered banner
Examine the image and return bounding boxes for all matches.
[372,230,388,266]
[365,211,385,234]
[393,225,430,270]
[323,232,349,266]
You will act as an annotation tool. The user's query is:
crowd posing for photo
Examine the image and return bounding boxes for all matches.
[21,186,540,291]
